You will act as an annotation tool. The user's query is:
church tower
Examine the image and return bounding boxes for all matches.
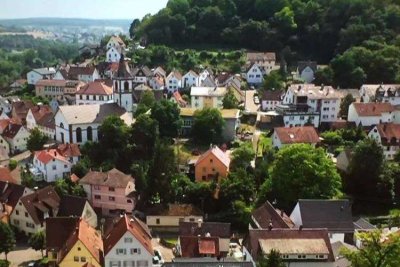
[113,55,135,112]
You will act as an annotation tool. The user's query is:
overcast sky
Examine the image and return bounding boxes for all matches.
[0,0,169,20]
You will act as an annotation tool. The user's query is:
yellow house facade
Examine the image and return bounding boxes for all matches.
[59,240,102,267]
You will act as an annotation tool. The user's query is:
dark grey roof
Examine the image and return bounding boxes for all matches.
[179,221,231,238]
[298,61,317,73]
[353,217,376,230]
[251,201,294,229]
[297,199,354,233]
[58,195,88,217]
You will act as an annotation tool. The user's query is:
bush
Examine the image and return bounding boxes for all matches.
[0,260,10,267]
[8,160,17,171]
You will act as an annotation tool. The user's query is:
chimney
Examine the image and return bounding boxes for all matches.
[280,210,284,217]
[299,225,303,231]
[198,218,203,228]
[268,220,273,231]
[54,151,57,157]
[320,84,324,91]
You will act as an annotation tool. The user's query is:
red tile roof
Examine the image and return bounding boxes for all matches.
[179,236,220,257]
[79,168,134,188]
[70,174,80,183]
[198,239,216,254]
[2,123,23,139]
[375,123,400,143]
[57,143,81,157]
[352,103,395,116]
[0,167,16,184]
[76,81,113,95]
[274,126,320,145]
[195,146,231,168]
[29,105,53,122]
[36,79,67,87]
[103,214,153,256]
[173,91,187,107]
[34,149,69,165]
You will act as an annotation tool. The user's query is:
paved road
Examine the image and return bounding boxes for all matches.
[152,238,174,262]
[0,246,42,267]
[244,90,260,114]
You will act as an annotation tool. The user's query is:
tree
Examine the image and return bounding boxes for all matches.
[135,91,155,117]
[129,19,141,39]
[0,222,15,261]
[222,89,239,109]
[8,160,17,171]
[263,71,284,91]
[130,114,159,160]
[26,128,48,151]
[28,231,45,257]
[258,249,286,267]
[267,144,341,209]
[191,108,225,145]
[340,94,355,118]
[230,143,255,171]
[341,231,400,267]
[150,99,182,139]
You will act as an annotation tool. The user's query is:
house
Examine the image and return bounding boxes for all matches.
[171,91,187,108]
[200,76,217,87]
[76,81,114,105]
[166,71,183,93]
[48,218,103,267]
[132,66,153,84]
[1,120,29,154]
[368,123,400,160]
[27,67,56,85]
[0,147,9,166]
[182,70,200,88]
[251,201,294,229]
[283,84,342,124]
[243,228,335,267]
[246,64,264,85]
[55,66,100,83]
[297,61,318,83]
[272,126,320,149]
[56,143,81,164]
[79,168,136,216]
[54,103,133,144]
[347,102,396,127]
[194,146,230,182]
[353,217,377,249]
[190,87,227,109]
[10,186,60,235]
[0,132,10,156]
[146,203,203,232]
[33,149,73,182]
[11,100,34,125]
[0,96,13,114]
[106,35,126,51]
[289,199,354,243]
[149,74,165,90]
[245,52,277,75]
[9,79,27,91]
[35,79,85,99]
[26,105,55,139]
[0,181,32,223]
[178,221,231,257]
[79,44,99,57]
[261,90,285,111]
[0,167,16,183]
[107,46,123,63]
[58,195,97,228]
[199,69,214,85]
[180,108,240,142]
[153,66,167,78]
[103,214,154,267]
[360,84,400,105]
[336,148,353,173]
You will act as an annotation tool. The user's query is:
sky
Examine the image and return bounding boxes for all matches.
[0,0,169,20]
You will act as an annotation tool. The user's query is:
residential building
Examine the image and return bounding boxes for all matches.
[76,81,114,105]
[107,46,123,63]
[368,123,400,160]
[79,168,136,216]
[246,64,264,85]
[10,186,60,235]
[0,167,16,183]
[9,79,27,91]
[251,201,294,229]
[106,35,126,51]
[243,228,335,267]
[166,71,182,93]
[180,108,240,142]
[58,195,97,228]
[153,66,167,79]
[347,102,396,127]
[26,105,55,139]
[199,69,214,85]
[27,67,56,85]
[11,100,34,125]
[1,120,29,154]
[35,79,85,99]
[0,147,9,166]
[54,103,133,144]
[245,52,277,75]
[56,143,81,164]
[49,218,103,267]
[0,181,32,223]
[194,146,230,182]
[296,61,317,83]
[283,84,342,123]
[360,84,400,105]
[261,90,285,111]
[55,66,100,83]
[146,204,203,232]
[171,91,187,108]
[272,126,320,149]
[33,149,73,182]
[149,74,165,90]
[190,87,227,109]
[178,221,231,257]
[182,70,200,88]
[0,96,13,114]
[104,214,154,267]
[289,199,354,243]
[132,66,153,84]
[0,131,10,156]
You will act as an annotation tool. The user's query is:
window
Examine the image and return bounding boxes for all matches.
[123,261,135,267]
[87,126,93,141]
[25,212,28,217]
[16,210,19,215]
[109,187,115,192]
[131,248,141,254]
[124,237,133,243]
[94,195,101,200]
[64,164,68,168]
[156,218,160,224]
[136,260,148,267]
[289,116,294,120]
[86,95,89,100]
[80,257,86,262]
[110,261,121,267]
[127,199,132,203]
[94,185,100,190]
[189,218,195,222]
[323,107,329,111]
[74,256,79,262]
[76,127,82,143]
[26,222,35,228]
[77,247,81,251]
[109,196,115,201]
[210,159,213,163]
[13,219,19,225]
[300,116,305,120]
[117,248,127,255]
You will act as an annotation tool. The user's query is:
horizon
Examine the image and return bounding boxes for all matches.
[0,0,169,21]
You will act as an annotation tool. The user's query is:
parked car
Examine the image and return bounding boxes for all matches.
[154,249,164,264]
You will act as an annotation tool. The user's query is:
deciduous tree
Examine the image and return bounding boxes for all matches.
[0,222,15,261]
[191,108,225,145]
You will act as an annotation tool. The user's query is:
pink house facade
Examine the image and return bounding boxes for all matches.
[79,168,136,216]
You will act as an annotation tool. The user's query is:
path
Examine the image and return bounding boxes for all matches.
[0,246,42,267]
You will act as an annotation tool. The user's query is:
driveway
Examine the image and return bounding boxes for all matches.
[0,246,42,267]
[243,90,260,114]
[152,237,174,262]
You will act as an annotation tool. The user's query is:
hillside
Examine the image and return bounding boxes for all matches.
[131,0,400,88]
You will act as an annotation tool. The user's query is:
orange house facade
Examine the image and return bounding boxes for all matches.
[194,146,230,182]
